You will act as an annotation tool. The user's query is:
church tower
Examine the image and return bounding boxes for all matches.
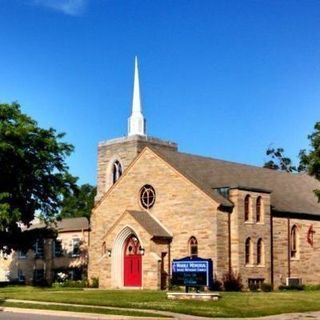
[96,57,177,201]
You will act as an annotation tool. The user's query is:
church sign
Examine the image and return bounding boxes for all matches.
[171,257,213,287]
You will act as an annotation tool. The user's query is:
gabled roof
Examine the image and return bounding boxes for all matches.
[28,217,90,232]
[151,147,320,217]
[127,210,172,239]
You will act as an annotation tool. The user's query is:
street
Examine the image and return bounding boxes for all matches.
[0,312,84,320]
[0,310,117,320]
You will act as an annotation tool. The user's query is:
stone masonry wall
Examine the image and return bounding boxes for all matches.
[0,230,89,285]
[89,148,229,288]
[96,136,177,201]
[273,216,320,288]
[229,189,272,287]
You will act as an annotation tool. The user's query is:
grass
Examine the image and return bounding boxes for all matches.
[1,286,320,318]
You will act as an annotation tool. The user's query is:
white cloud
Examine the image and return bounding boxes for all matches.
[32,0,87,16]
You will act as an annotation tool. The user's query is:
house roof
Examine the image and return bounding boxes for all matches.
[127,210,172,239]
[29,217,90,232]
[152,147,320,217]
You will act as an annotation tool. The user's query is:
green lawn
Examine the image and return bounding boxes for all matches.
[1,286,320,318]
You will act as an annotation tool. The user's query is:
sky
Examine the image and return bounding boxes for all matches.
[1,0,320,185]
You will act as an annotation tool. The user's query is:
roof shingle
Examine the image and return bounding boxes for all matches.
[152,147,320,216]
[127,210,172,238]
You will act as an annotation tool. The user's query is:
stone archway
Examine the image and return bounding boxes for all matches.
[111,226,143,288]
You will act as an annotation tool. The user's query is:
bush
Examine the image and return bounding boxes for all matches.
[90,277,99,288]
[279,284,304,291]
[52,279,88,288]
[168,279,183,291]
[261,283,273,292]
[304,284,320,291]
[210,279,223,291]
[222,270,243,291]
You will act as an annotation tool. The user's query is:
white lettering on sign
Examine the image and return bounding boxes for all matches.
[172,261,208,273]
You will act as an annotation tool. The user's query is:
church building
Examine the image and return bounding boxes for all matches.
[88,58,320,290]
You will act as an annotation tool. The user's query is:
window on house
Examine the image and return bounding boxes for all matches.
[291,225,298,258]
[34,269,44,283]
[257,238,264,265]
[72,238,80,257]
[18,248,28,259]
[244,195,250,222]
[53,239,63,257]
[112,160,122,184]
[68,268,82,281]
[256,196,262,222]
[245,237,252,265]
[248,278,264,289]
[18,269,25,282]
[35,239,44,258]
[189,236,198,257]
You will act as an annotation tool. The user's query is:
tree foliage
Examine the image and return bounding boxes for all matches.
[0,103,77,250]
[264,122,320,201]
[60,183,96,220]
[300,122,320,201]
[263,147,302,172]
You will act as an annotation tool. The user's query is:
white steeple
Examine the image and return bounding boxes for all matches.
[128,56,146,136]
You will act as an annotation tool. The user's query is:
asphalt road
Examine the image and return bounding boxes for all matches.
[0,310,97,320]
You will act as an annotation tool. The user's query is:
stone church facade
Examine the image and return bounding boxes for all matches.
[88,58,320,289]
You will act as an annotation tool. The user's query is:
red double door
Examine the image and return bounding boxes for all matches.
[123,235,142,287]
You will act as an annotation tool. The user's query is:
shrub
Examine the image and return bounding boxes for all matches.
[279,284,304,291]
[261,283,272,292]
[222,270,243,291]
[210,279,223,291]
[168,279,183,292]
[304,284,320,291]
[90,277,99,288]
[52,279,88,288]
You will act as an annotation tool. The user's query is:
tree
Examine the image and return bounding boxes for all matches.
[299,122,320,201]
[60,183,96,220]
[263,147,300,172]
[0,103,77,250]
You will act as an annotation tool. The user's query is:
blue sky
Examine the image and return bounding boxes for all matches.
[1,0,320,185]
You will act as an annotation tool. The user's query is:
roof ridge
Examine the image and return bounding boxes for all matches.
[153,147,302,177]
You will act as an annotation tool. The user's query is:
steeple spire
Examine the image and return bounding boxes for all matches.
[128,56,146,136]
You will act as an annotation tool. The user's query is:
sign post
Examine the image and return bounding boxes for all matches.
[171,256,213,292]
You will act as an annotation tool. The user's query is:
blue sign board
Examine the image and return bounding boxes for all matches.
[171,257,213,287]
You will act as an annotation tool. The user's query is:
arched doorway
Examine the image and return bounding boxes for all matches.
[123,235,142,287]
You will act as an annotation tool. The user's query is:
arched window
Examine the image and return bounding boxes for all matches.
[257,238,264,265]
[102,242,106,256]
[245,237,252,265]
[112,160,122,184]
[244,195,250,222]
[189,236,198,257]
[256,196,262,222]
[124,235,141,256]
[291,225,299,258]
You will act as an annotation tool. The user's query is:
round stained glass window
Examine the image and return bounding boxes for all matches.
[140,185,156,209]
